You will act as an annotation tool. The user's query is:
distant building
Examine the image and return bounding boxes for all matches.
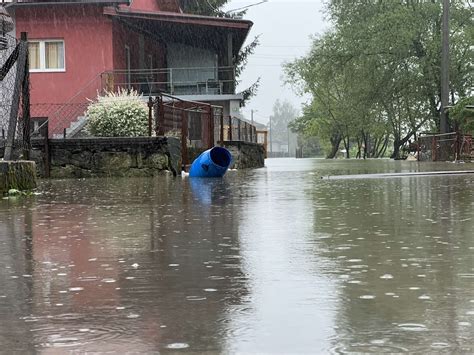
[5,0,253,135]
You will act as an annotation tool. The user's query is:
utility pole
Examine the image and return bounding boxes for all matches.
[440,0,450,134]
[251,109,255,125]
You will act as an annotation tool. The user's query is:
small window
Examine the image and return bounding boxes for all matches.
[28,40,65,72]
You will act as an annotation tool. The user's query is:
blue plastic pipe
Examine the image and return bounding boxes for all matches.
[189,147,232,178]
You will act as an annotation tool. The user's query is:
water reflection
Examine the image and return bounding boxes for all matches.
[0,177,248,352]
[310,169,474,353]
[0,159,473,353]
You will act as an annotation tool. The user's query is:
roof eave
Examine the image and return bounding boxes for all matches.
[5,0,129,8]
[104,7,253,31]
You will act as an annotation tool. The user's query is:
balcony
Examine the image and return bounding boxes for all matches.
[101,67,236,97]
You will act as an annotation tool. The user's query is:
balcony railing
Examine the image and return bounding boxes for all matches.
[101,66,236,97]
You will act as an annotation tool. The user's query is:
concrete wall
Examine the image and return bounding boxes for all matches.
[30,137,181,179]
[0,161,37,194]
[223,141,265,169]
[23,137,263,179]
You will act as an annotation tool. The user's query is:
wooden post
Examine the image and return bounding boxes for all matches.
[4,37,27,160]
[228,116,232,141]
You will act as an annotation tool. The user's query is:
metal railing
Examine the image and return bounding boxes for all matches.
[151,93,258,169]
[101,66,236,97]
[416,132,473,162]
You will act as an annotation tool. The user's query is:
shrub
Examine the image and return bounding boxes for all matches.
[450,96,474,134]
[86,89,148,137]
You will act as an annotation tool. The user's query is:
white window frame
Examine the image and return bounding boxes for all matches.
[29,40,66,73]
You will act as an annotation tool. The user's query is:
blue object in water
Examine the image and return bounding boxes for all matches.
[189,147,232,178]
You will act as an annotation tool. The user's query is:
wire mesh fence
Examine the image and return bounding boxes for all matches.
[0,32,30,160]
[417,133,473,162]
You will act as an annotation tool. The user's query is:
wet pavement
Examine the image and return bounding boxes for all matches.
[1,158,473,353]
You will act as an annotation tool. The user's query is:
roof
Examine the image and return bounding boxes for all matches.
[104,7,253,55]
[5,0,129,7]
[104,6,253,30]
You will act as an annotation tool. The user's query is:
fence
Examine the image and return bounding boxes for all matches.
[0,32,30,160]
[416,132,472,162]
[101,67,235,97]
[30,74,102,138]
[151,93,258,169]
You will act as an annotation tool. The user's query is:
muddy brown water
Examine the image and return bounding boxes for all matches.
[1,159,473,353]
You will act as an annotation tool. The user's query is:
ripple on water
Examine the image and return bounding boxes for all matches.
[332,343,409,353]
[165,343,189,349]
[397,323,428,332]
[431,342,450,349]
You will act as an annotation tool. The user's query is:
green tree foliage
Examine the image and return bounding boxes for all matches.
[450,96,474,133]
[86,89,148,137]
[285,0,473,159]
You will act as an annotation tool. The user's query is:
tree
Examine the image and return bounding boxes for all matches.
[450,96,474,133]
[285,0,473,159]
[269,100,298,150]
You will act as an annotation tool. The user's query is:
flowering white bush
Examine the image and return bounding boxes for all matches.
[86,89,148,137]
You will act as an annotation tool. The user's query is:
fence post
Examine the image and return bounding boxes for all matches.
[4,34,28,160]
[44,122,50,178]
[220,113,224,145]
[208,105,214,148]
[228,116,232,141]
[21,32,31,160]
[147,96,153,137]
[157,96,165,136]
[244,122,248,142]
[238,119,241,141]
[181,110,188,171]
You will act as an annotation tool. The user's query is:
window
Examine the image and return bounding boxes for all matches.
[28,40,65,72]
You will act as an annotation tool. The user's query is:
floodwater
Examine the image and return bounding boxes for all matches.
[1,158,473,353]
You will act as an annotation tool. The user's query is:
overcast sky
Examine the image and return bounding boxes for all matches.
[223,0,329,124]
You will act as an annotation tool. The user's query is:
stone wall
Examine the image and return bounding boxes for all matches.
[0,161,37,194]
[223,141,265,169]
[30,137,181,178]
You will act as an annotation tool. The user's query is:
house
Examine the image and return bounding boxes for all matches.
[5,0,253,136]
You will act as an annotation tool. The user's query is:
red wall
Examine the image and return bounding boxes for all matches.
[15,4,114,106]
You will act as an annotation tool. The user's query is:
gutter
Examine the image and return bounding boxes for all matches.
[5,0,129,8]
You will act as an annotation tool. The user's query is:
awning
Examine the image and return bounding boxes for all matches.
[104,7,253,56]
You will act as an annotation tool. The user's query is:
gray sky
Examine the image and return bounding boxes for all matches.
[223,1,329,124]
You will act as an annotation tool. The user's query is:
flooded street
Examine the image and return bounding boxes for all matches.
[1,158,473,353]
